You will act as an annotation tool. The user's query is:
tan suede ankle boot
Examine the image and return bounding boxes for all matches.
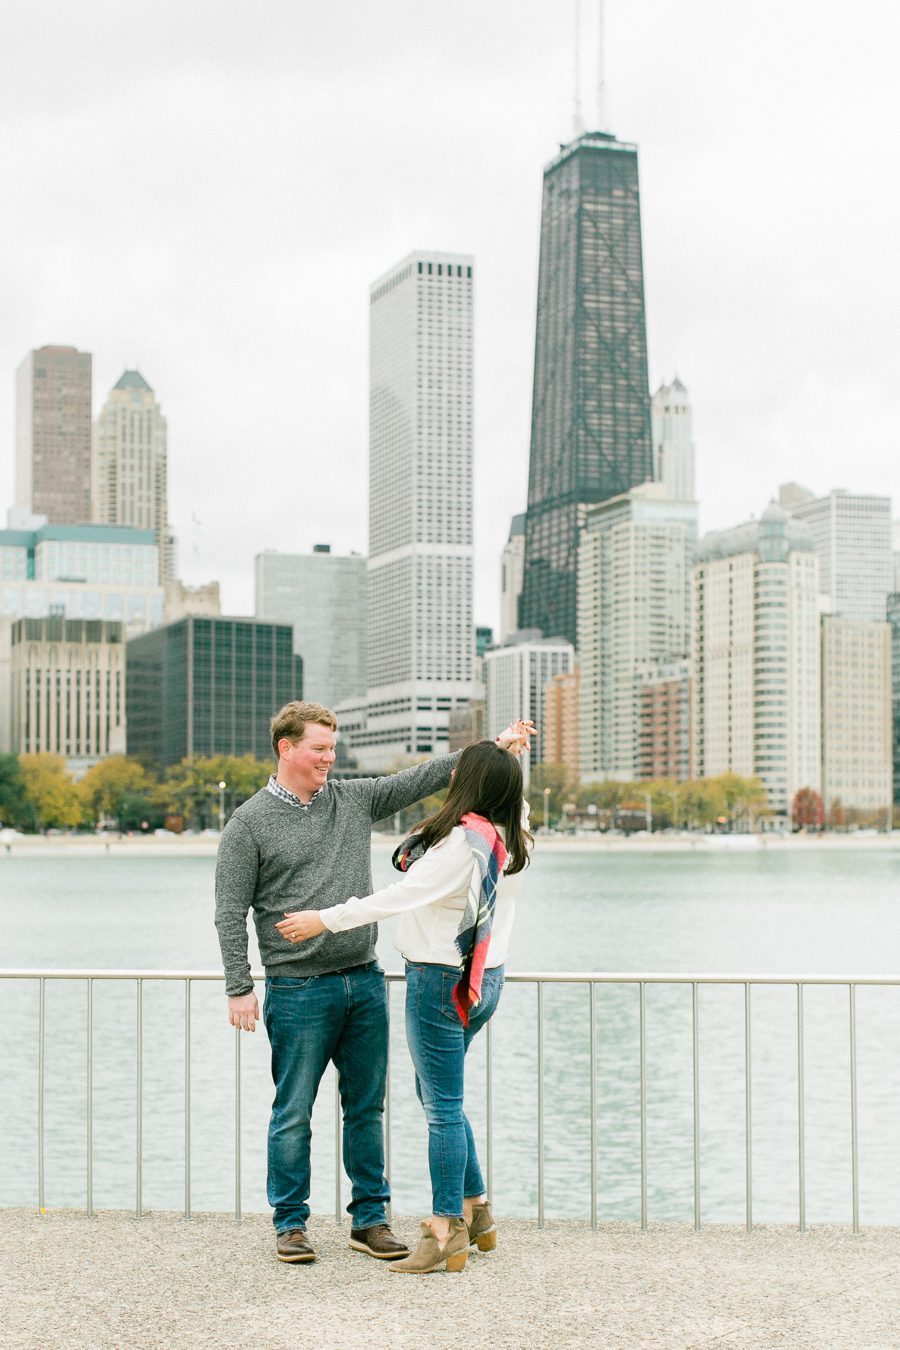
[467,1200,497,1252]
[388,1218,469,1274]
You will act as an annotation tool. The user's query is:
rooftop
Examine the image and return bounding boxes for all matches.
[112,369,153,392]
[2,1210,897,1349]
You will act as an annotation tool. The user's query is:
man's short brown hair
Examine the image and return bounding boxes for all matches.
[270,701,338,759]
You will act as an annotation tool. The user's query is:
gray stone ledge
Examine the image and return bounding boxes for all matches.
[3,1210,900,1349]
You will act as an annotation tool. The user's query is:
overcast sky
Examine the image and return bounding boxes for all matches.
[1,0,897,630]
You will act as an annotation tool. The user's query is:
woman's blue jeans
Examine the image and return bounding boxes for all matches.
[404,960,504,1219]
[263,963,390,1233]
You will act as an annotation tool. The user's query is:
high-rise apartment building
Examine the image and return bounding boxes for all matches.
[692,503,821,820]
[348,251,477,771]
[543,667,581,779]
[781,486,893,622]
[820,616,892,822]
[887,594,900,807]
[126,616,300,765]
[519,131,653,646]
[500,514,526,643]
[16,346,92,524]
[94,371,172,583]
[578,482,697,781]
[484,632,574,786]
[635,657,691,783]
[10,616,126,771]
[651,378,695,502]
[255,546,366,711]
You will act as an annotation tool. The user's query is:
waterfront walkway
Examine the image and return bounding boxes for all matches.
[4,1211,900,1349]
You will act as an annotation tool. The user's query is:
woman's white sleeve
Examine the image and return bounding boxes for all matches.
[319,831,474,932]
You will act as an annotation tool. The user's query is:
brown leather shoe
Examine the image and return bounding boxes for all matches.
[276,1228,316,1263]
[348,1223,409,1259]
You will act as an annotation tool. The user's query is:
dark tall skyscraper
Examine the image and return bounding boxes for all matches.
[519,131,653,646]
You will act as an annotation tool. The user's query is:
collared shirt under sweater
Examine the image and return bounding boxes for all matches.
[214,754,459,996]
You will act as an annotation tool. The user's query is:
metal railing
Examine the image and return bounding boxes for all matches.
[2,969,892,1232]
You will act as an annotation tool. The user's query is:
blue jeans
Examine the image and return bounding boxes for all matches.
[404,960,505,1218]
[263,963,390,1233]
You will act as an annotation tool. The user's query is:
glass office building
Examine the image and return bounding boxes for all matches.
[126,616,301,765]
[520,131,653,646]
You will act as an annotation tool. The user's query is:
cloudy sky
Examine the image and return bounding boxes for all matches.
[1,0,897,629]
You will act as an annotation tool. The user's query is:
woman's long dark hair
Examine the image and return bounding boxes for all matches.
[416,741,532,875]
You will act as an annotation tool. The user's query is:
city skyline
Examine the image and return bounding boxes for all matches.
[0,1,897,633]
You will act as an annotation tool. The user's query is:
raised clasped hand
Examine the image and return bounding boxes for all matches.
[275,910,327,944]
[497,718,537,756]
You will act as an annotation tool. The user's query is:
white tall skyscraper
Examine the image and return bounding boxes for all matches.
[692,503,821,821]
[781,485,892,622]
[651,378,695,502]
[351,251,477,771]
[578,481,697,781]
[94,371,172,584]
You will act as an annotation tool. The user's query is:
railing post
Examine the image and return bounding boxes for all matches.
[335,1070,343,1223]
[184,979,191,1220]
[639,982,647,1231]
[692,981,700,1231]
[744,982,752,1233]
[797,983,805,1233]
[486,1017,494,1203]
[589,981,597,1231]
[38,976,45,1214]
[537,981,544,1228]
[234,1025,242,1224]
[849,983,859,1234]
[383,978,390,1225]
[86,978,93,1218]
[136,978,143,1219]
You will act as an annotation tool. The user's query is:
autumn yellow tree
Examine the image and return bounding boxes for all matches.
[78,757,149,827]
[20,754,82,830]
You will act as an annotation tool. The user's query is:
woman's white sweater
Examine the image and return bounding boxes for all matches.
[319,826,523,968]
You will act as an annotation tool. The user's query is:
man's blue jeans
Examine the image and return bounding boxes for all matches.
[404,960,505,1218]
[263,963,390,1233]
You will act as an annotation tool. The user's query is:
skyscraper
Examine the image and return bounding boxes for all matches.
[255,545,366,710]
[578,482,697,781]
[94,371,172,584]
[16,346,92,524]
[651,378,695,502]
[349,251,477,771]
[692,503,821,820]
[500,513,526,643]
[519,131,653,646]
[780,485,893,622]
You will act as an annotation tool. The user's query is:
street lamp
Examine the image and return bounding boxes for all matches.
[543,786,551,832]
[218,781,227,833]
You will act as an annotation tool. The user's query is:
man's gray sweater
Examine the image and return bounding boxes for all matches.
[214,755,459,996]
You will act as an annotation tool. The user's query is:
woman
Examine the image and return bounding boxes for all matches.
[277,733,532,1274]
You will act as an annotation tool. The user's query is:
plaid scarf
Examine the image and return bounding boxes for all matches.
[393,813,508,1027]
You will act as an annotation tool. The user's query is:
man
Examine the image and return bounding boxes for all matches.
[215,699,532,1264]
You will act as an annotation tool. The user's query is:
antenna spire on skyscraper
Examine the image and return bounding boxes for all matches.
[573,0,610,136]
[573,0,585,135]
[596,0,608,130]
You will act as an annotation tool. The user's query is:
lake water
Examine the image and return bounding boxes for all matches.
[2,841,900,1226]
